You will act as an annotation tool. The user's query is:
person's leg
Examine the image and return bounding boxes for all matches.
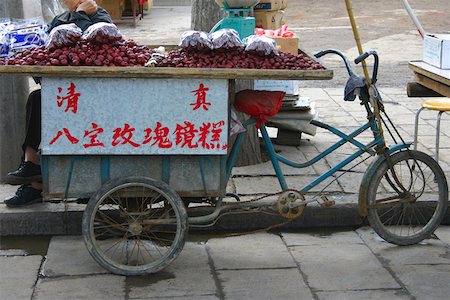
[6,90,42,184]
[4,90,43,207]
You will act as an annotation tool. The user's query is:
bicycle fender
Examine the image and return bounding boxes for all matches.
[358,143,411,217]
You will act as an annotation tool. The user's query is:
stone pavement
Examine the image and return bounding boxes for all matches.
[1,226,450,299]
[1,87,449,235]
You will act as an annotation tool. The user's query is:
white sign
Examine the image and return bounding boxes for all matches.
[42,78,229,155]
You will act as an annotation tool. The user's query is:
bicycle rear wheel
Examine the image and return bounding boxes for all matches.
[82,176,188,276]
[366,150,448,245]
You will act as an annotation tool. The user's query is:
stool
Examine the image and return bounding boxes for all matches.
[414,99,450,162]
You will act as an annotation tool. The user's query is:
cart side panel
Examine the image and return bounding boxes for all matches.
[43,155,226,199]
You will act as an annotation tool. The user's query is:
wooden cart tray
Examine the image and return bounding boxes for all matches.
[0,65,332,80]
[0,47,332,80]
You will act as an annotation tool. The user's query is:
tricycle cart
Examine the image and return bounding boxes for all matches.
[1,48,448,276]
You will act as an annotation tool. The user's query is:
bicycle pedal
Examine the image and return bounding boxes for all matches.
[320,195,336,208]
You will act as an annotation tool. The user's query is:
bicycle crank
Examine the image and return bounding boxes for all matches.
[277,191,306,219]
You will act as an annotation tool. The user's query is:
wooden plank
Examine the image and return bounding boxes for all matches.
[407,82,444,97]
[414,73,450,98]
[409,61,450,87]
[0,65,333,80]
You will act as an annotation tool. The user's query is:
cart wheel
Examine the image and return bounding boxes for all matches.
[82,176,188,276]
[365,150,448,245]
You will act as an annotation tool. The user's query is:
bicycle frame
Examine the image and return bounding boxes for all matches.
[225,85,408,195]
[226,115,384,193]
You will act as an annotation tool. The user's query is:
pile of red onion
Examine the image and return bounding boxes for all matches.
[156,48,324,70]
[2,39,152,67]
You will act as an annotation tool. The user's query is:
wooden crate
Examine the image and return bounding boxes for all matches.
[97,0,125,20]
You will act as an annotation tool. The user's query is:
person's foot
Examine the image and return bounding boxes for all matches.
[6,161,42,185]
[4,185,42,207]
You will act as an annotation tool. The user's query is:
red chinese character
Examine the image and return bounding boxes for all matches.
[174,121,198,148]
[198,122,211,149]
[49,128,79,145]
[142,127,153,145]
[56,82,80,114]
[83,122,105,148]
[211,120,225,149]
[152,122,173,148]
[190,83,211,111]
[112,123,140,148]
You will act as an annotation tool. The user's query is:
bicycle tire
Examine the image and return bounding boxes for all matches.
[366,150,448,245]
[82,176,188,276]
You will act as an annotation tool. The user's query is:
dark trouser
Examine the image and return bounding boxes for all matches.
[23,89,41,153]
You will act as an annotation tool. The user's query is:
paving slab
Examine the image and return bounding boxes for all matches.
[282,230,364,247]
[393,264,450,300]
[207,233,296,270]
[127,243,217,298]
[42,236,107,277]
[232,146,316,176]
[288,231,400,291]
[0,255,42,300]
[316,290,410,300]
[356,227,450,266]
[34,275,125,300]
[0,249,28,256]
[218,268,314,300]
[0,184,18,201]
[435,226,450,245]
[234,175,342,195]
[137,296,219,300]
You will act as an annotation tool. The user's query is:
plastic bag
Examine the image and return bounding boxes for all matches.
[230,108,246,136]
[234,90,285,128]
[210,29,244,49]
[41,0,66,23]
[179,31,213,51]
[46,24,82,50]
[81,22,122,44]
[8,18,48,55]
[244,35,278,56]
[0,19,10,58]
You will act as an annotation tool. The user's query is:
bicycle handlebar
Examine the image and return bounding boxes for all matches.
[354,50,379,84]
[314,49,354,77]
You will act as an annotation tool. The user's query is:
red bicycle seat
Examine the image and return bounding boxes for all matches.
[234,90,285,128]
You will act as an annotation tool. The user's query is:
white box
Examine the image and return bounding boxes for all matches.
[423,34,450,69]
[254,80,299,95]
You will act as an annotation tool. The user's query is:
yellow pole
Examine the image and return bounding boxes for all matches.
[344,0,386,145]
[344,0,371,84]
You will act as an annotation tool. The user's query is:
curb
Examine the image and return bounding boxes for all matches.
[0,202,362,235]
[2,202,449,236]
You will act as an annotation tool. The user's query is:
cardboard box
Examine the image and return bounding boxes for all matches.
[254,10,284,30]
[423,34,450,69]
[254,80,300,95]
[254,0,288,11]
[268,36,299,55]
[97,0,124,20]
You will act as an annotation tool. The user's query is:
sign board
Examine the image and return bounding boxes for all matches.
[42,78,229,155]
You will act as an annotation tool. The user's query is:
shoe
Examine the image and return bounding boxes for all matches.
[6,161,42,185]
[4,185,42,207]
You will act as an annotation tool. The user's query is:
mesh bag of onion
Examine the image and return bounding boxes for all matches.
[210,29,244,50]
[179,30,213,52]
[46,24,82,50]
[244,35,278,56]
[81,22,122,44]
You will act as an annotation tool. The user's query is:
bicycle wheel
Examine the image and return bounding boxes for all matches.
[366,150,448,245]
[82,176,188,276]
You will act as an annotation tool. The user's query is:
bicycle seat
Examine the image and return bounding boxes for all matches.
[234,90,285,128]
[344,74,366,101]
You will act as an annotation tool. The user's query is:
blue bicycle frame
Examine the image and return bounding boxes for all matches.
[226,116,385,193]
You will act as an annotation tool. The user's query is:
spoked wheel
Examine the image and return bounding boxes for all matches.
[366,150,448,245]
[82,176,188,276]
